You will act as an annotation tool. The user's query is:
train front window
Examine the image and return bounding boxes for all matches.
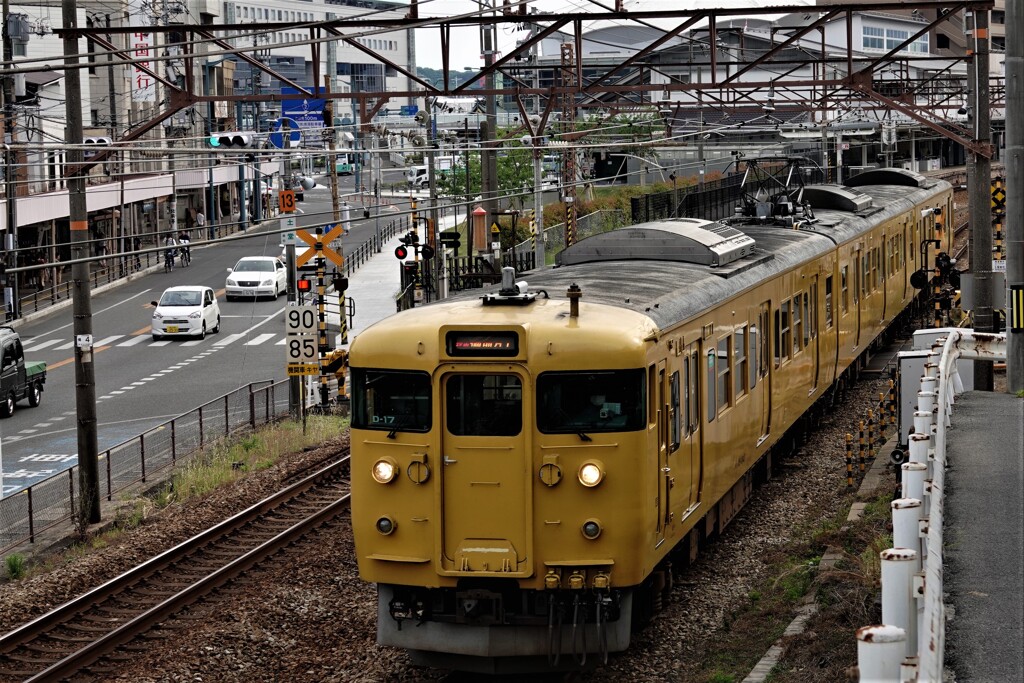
[537,370,645,434]
[446,374,522,436]
[351,369,431,433]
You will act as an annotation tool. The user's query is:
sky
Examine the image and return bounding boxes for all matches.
[413,0,816,71]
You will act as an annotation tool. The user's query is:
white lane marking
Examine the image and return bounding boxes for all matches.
[131,382,146,386]
[54,341,75,350]
[182,340,204,346]
[276,338,287,345]
[22,339,62,353]
[110,390,126,395]
[117,336,149,347]
[35,423,52,427]
[48,416,67,421]
[244,333,275,346]
[18,429,38,434]
[149,341,172,347]
[3,435,23,442]
[18,289,154,340]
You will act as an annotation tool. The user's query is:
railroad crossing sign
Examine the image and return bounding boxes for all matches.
[991,182,1006,212]
[295,225,345,268]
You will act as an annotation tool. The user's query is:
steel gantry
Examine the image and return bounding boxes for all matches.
[34,0,998,167]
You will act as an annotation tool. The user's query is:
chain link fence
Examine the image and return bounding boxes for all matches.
[0,380,289,555]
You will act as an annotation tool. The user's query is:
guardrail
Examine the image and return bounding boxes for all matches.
[0,380,290,555]
[857,329,1007,682]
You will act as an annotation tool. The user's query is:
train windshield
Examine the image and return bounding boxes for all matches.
[351,369,431,433]
[536,370,645,433]
[445,374,522,437]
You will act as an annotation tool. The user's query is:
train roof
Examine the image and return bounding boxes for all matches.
[442,175,950,331]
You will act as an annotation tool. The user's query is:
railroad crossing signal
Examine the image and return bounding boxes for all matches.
[296,225,345,268]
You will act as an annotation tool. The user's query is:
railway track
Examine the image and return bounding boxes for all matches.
[953,220,970,264]
[0,456,350,682]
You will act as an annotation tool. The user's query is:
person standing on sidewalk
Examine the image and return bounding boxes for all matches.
[195,209,207,240]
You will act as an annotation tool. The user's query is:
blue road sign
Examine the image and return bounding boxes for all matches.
[281,87,326,132]
[400,105,419,116]
[269,117,303,149]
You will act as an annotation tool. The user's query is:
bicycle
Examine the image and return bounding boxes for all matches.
[179,243,191,267]
[164,250,176,273]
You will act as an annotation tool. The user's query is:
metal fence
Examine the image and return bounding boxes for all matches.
[534,209,630,259]
[0,380,290,555]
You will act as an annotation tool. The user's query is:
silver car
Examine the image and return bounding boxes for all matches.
[151,286,221,340]
[225,256,288,300]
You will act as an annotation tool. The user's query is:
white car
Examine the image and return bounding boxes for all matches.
[151,286,221,341]
[225,256,288,300]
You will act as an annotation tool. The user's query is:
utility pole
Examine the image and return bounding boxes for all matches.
[480,3,499,250]
[532,142,545,268]
[2,1,20,319]
[63,0,101,526]
[1008,0,1023,393]
[425,99,444,298]
[325,78,340,226]
[967,9,994,390]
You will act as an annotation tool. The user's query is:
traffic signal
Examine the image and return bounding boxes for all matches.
[208,132,256,149]
[297,277,312,293]
[83,136,112,159]
[402,261,419,282]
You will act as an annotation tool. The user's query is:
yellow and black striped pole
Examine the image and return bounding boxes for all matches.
[845,433,854,488]
[858,420,866,473]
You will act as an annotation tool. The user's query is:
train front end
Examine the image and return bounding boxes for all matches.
[349,275,658,670]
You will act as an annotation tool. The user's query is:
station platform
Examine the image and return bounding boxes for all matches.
[943,389,1024,682]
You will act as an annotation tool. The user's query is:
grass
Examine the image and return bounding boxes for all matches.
[681,481,895,683]
[1,415,348,583]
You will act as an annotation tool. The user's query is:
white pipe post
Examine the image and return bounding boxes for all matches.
[902,462,928,502]
[881,548,919,657]
[857,624,906,682]
[891,498,923,568]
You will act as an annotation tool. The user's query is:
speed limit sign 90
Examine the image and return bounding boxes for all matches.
[285,305,318,334]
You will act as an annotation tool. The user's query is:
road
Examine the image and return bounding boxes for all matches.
[0,189,408,496]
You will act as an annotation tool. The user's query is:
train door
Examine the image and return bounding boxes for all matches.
[810,277,820,392]
[682,342,701,513]
[439,369,530,575]
[757,302,772,444]
[854,250,863,349]
[655,361,669,546]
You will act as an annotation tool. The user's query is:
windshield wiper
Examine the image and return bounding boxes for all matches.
[577,431,592,442]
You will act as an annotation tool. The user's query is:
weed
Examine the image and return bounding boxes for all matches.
[708,673,735,683]
[5,554,26,580]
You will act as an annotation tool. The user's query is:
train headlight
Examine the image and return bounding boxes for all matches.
[578,460,605,487]
[581,519,602,540]
[375,516,396,535]
[372,457,398,484]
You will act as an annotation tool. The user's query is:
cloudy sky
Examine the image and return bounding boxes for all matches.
[413,0,816,70]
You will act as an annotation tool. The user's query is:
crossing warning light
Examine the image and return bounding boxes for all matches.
[297,278,312,293]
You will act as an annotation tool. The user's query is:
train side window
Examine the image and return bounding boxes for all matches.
[670,371,681,450]
[648,364,657,427]
[792,294,803,355]
[841,266,849,313]
[351,368,432,433]
[734,326,748,399]
[825,276,833,328]
[804,291,813,344]
[862,253,870,297]
[706,350,716,423]
[775,299,791,366]
[716,337,731,412]
[749,323,758,389]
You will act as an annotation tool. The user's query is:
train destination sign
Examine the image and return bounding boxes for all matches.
[446,331,518,357]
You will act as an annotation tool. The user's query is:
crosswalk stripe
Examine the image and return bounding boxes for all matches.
[149,340,172,347]
[244,333,275,346]
[214,333,246,346]
[22,339,62,353]
[94,335,123,347]
[55,341,75,351]
[117,336,149,347]
[276,338,287,345]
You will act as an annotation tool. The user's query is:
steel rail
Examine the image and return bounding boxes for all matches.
[0,456,348,678]
[29,494,351,682]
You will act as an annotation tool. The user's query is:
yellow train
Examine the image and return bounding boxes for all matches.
[348,166,953,671]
